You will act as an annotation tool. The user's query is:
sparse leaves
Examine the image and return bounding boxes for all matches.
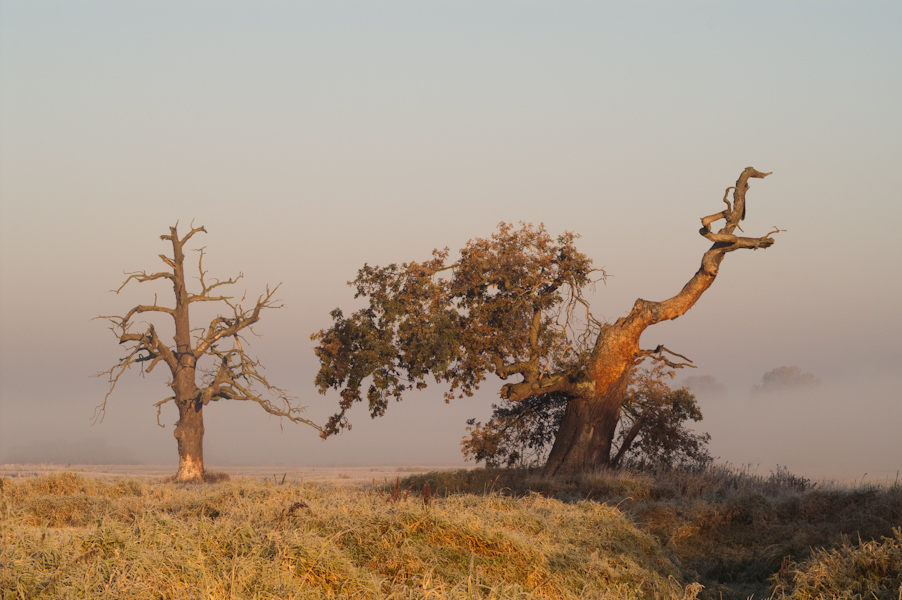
[461,393,569,468]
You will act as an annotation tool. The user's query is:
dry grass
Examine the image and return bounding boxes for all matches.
[398,466,902,600]
[4,467,901,599]
[1,472,702,599]
[771,528,902,599]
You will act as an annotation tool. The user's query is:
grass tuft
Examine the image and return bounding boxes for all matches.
[773,528,902,599]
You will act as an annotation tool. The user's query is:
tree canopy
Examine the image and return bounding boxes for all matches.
[752,366,820,394]
[313,222,604,436]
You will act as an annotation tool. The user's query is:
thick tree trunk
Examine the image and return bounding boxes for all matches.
[542,357,634,476]
[173,399,205,482]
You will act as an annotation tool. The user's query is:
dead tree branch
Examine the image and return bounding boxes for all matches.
[96,224,319,434]
[638,345,696,370]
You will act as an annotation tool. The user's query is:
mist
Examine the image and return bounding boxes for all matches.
[1,2,900,479]
[681,370,902,482]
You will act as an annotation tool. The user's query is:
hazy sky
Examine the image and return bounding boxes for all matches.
[1,2,900,479]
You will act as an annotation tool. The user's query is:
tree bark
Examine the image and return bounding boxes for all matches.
[610,410,647,469]
[542,330,637,475]
[171,323,204,482]
[173,399,205,482]
[542,384,626,475]
[169,225,206,483]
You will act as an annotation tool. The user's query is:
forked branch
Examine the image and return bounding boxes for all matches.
[194,284,282,355]
[96,223,304,429]
[638,345,696,370]
[198,343,321,431]
[93,321,176,423]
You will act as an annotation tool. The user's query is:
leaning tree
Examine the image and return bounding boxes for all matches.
[97,223,318,483]
[313,167,781,475]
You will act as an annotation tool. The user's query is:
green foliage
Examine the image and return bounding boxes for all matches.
[461,392,570,468]
[615,365,712,471]
[312,222,597,436]
[461,365,712,471]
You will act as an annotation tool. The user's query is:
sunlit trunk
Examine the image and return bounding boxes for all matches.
[173,398,205,483]
[542,368,631,476]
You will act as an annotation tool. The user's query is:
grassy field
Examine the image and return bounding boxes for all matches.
[2,467,901,599]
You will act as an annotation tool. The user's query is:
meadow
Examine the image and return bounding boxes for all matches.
[2,466,901,599]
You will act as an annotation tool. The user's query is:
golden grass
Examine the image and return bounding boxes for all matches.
[1,473,701,599]
[773,529,902,600]
[5,467,901,599]
[397,466,902,600]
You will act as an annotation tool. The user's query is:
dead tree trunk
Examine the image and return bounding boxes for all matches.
[168,223,206,482]
[541,167,781,476]
[171,351,204,482]
[173,396,205,481]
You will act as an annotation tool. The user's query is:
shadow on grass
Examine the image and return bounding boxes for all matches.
[397,465,902,600]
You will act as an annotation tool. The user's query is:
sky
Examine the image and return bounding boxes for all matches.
[1,1,900,480]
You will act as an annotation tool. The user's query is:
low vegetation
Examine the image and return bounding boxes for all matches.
[1,472,698,599]
[398,467,902,599]
[2,467,900,599]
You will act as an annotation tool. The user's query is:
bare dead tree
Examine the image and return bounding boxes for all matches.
[96,223,319,483]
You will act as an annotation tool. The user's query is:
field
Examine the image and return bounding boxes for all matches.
[2,465,901,599]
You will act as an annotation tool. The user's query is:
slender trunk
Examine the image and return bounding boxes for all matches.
[173,398,205,482]
[610,410,647,469]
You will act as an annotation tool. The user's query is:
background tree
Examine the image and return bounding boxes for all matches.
[313,167,781,475]
[681,374,728,398]
[461,364,712,471]
[752,366,820,394]
[97,223,318,483]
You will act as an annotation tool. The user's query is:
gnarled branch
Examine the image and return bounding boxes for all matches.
[620,167,781,333]
[637,345,696,370]
[113,270,173,293]
[194,284,282,355]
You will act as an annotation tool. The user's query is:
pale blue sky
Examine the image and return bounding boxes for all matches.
[1,2,900,477]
